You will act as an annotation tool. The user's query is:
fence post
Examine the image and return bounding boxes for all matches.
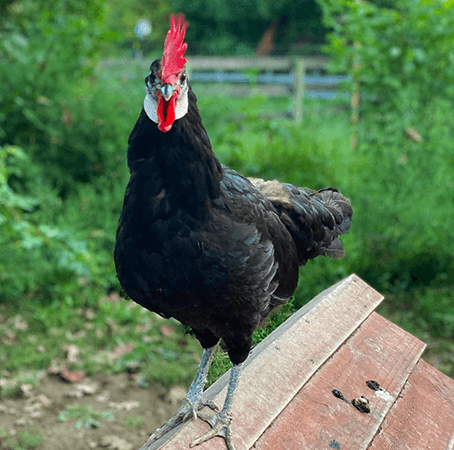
[351,0,362,152]
[350,52,360,152]
[293,58,305,124]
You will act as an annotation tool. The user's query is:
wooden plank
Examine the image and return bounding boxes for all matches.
[367,359,454,450]
[187,56,329,71]
[188,56,292,71]
[189,83,340,100]
[252,313,426,450]
[149,274,384,450]
[190,84,289,98]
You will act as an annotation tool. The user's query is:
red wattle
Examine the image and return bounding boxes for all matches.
[157,95,176,132]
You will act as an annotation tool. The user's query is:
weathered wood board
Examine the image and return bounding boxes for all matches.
[146,275,384,450]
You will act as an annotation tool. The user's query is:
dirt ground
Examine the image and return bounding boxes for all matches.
[0,372,187,450]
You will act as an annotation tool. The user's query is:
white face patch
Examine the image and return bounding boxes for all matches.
[173,86,189,120]
[144,93,158,123]
[143,84,189,126]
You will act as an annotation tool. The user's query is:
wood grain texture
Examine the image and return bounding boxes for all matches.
[252,313,426,450]
[187,56,329,71]
[148,274,384,450]
[367,358,454,450]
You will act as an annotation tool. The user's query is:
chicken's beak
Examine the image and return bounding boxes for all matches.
[160,84,175,101]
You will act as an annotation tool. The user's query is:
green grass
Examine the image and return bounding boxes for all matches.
[122,415,146,430]
[0,428,43,450]
[0,370,41,399]
[57,404,114,429]
[378,285,454,378]
[0,295,202,388]
[1,277,452,390]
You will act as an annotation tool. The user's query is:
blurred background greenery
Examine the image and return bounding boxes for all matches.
[1,0,454,382]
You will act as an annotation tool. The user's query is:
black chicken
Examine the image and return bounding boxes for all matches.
[114,15,352,450]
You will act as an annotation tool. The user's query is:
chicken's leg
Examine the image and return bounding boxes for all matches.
[190,363,242,450]
[147,345,219,444]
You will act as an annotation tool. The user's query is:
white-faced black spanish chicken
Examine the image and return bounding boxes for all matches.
[114,15,352,450]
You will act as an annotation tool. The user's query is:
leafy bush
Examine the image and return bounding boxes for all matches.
[0,2,137,304]
[173,0,327,55]
[319,0,454,289]
[0,0,128,195]
[0,145,96,302]
[319,0,454,107]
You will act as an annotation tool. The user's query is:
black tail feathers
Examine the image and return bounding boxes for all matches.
[251,178,352,265]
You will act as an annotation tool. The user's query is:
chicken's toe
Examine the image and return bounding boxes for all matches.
[190,411,235,450]
[149,396,218,443]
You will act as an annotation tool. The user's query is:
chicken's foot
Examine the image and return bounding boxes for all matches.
[190,363,242,450]
[147,345,219,444]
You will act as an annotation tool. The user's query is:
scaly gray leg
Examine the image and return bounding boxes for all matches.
[147,345,219,444]
[190,363,242,450]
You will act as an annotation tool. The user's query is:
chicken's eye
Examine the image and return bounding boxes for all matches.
[146,73,156,85]
[180,73,187,84]
[145,73,157,95]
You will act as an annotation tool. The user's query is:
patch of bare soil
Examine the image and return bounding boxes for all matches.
[0,372,187,450]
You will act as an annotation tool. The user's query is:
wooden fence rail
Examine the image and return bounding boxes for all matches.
[99,56,332,123]
[186,56,329,123]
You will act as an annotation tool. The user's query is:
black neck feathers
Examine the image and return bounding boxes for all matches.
[126,88,223,212]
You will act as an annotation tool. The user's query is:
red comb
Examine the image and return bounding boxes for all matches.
[161,14,188,84]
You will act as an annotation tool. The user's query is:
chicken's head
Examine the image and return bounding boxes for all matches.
[144,14,189,132]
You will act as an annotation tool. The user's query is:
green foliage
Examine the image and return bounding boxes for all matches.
[173,0,326,55]
[198,95,346,190]
[122,415,146,429]
[377,284,454,378]
[0,0,127,193]
[0,145,38,223]
[0,293,201,388]
[350,98,454,289]
[319,0,454,109]
[0,145,97,302]
[0,427,43,450]
[319,0,454,289]
[0,3,136,304]
[0,370,41,399]
[16,429,43,450]
[104,0,171,54]
[58,404,113,429]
